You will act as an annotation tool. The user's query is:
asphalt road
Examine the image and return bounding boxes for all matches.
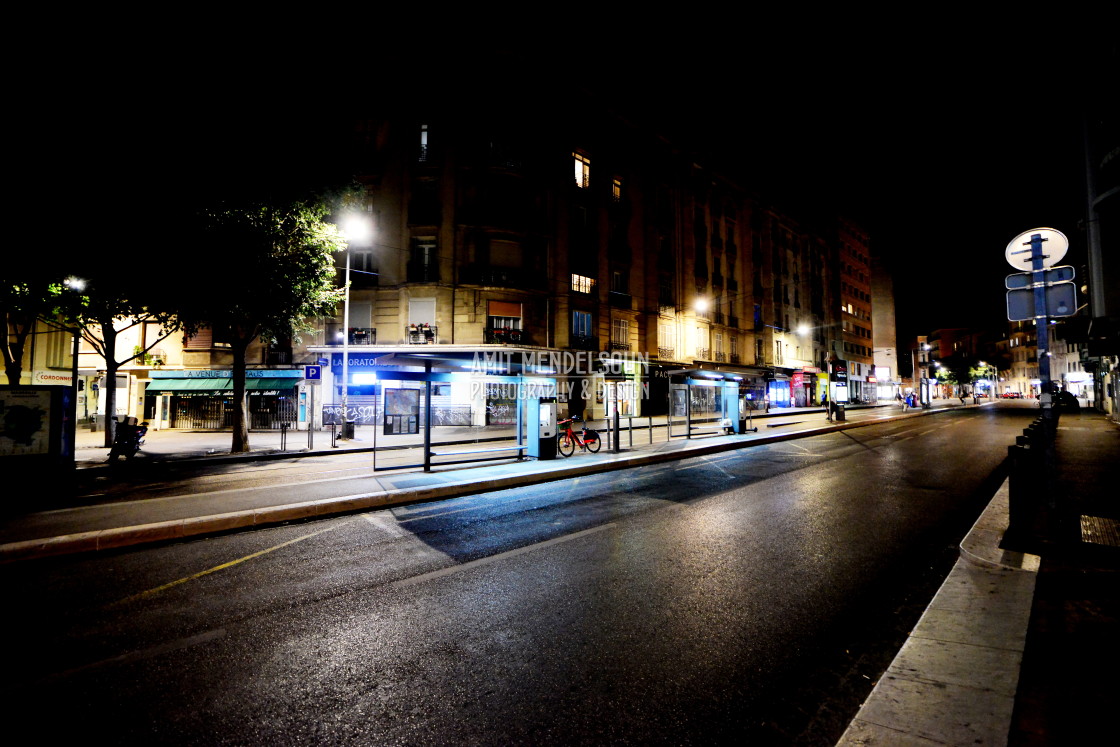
[3,405,1035,745]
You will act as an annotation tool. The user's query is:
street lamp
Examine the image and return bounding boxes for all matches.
[339,215,373,440]
[63,276,86,465]
[978,361,998,399]
[911,341,931,407]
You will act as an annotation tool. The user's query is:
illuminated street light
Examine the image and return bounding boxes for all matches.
[338,214,374,440]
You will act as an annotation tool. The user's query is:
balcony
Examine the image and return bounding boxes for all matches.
[610,340,631,351]
[460,265,542,290]
[658,346,676,360]
[485,327,528,345]
[325,326,377,346]
[407,324,437,344]
[730,353,741,364]
[714,352,727,363]
[608,291,633,310]
[728,315,740,328]
[570,334,599,352]
[695,347,710,360]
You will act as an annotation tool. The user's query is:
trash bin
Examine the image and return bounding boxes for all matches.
[834,404,846,422]
[342,420,356,439]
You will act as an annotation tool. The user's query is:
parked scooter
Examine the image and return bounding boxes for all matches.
[108,417,148,461]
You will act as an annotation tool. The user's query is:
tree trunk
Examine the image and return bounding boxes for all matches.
[2,314,33,385]
[101,324,119,448]
[230,338,251,453]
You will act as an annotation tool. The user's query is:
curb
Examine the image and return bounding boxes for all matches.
[2,405,965,564]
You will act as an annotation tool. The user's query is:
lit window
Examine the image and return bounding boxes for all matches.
[612,178,622,202]
[419,124,429,162]
[571,274,595,293]
[612,318,629,345]
[573,152,590,188]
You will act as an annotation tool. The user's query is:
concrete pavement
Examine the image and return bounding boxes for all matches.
[3,399,1116,745]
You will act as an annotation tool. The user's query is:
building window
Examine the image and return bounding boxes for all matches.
[774,340,784,365]
[408,237,439,282]
[659,323,675,349]
[418,124,429,163]
[611,178,622,202]
[573,152,590,188]
[487,301,522,332]
[572,310,593,338]
[572,274,595,294]
[45,329,70,368]
[611,318,629,348]
[611,271,629,294]
[756,338,764,363]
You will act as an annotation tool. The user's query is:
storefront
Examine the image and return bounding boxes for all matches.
[768,371,792,407]
[145,369,302,430]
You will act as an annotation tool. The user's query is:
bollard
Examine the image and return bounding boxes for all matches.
[1005,443,1038,550]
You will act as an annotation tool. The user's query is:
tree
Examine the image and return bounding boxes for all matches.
[47,270,184,447]
[179,194,346,453]
[1,269,62,386]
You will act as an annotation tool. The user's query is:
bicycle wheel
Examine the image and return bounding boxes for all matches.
[558,433,575,457]
[583,429,601,453]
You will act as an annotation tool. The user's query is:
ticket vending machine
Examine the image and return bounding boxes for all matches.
[527,396,557,460]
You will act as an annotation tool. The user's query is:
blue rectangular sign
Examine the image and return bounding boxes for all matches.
[304,365,321,380]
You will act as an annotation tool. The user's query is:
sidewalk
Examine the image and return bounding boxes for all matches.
[4,401,1117,745]
[837,408,1119,746]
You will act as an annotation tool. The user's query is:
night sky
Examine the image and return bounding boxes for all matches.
[38,26,1110,352]
[556,34,1110,346]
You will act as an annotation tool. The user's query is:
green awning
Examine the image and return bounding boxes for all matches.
[146,377,298,393]
[145,379,232,393]
[243,377,299,390]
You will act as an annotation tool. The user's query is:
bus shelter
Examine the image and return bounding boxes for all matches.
[333,352,557,472]
[667,369,748,438]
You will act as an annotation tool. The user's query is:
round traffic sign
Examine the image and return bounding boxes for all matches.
[1005,227,1068,271]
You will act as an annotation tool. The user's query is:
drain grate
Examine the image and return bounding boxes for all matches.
[1080,515,1120,547]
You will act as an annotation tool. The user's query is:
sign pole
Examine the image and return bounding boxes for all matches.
[308,381,314,450]
[1024,233,1055,425]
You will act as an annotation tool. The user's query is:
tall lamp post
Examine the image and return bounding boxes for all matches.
[339,215,372,440]
[63,276,86,467]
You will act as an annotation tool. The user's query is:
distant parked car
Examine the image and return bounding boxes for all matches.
[1056,391,1081,411]
[1001,392,1023,399]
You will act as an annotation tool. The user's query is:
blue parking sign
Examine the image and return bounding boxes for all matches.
[304,365,321,381]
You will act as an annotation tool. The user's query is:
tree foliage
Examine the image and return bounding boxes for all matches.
[178,193,347,452]
[1,268,63,385]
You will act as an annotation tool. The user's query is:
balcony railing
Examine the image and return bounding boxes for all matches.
[658,346,676,360]
[696,347,710,360]
[730,353,741,364]
[570,334,599,352]
[714,352,727,363]
[407,324,437,344]
[325,326,377,345]
[610,341,631,351]
[608,291,633,310]
[485,327,527,345]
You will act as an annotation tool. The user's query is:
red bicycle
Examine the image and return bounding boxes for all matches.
[557,416,601,456]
